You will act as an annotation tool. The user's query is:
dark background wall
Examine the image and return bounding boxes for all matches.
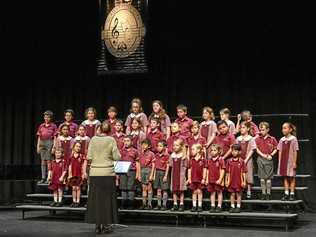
[1,2,316,207]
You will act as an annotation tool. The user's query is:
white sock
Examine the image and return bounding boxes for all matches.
[247,190,251,195]
[285,190,289,195]
[198,201,202,207]
[231,204,235,208]
[211,204,215,207]
[54,196,58,202]
[237,203,241,208]
[193,201,196,207]
[290,191,295,195]
[217,204,221,208]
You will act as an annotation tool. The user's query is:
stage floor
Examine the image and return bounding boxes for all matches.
[0,210,315,237]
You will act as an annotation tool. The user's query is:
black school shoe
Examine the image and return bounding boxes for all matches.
[197,206,203,212]
[191,206,197,212]
[215,206,222,213]
[289,194,295,201]
[171,204,178,211]
[38,179,46,184]
[50,202,57,207]
[70,202,75,208]
[281,194,289,201]
[102,225,113,234]
[229,207,235,213]
[55,202,63,207]
[154,206,161,210]
[233,207,241,213]
[266,194,271,200]
[178,205,184,212]
[161,206,167,211]
[261,194,266,200]
[209,206,216,213]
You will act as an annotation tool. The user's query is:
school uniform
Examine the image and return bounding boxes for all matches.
[236,135,257,184]
[73,135,90,155]
[255,134,278,180]
[139,150,156,184]
[206,157,226,192]
[147,128,165,153]
[277,135,299,177]
[112,132,125,153]
[48,159,67,191]
[189,158,206,190]
[125,112,148,134]
[81,119,101,138]
[225,119,236,135]
[153,152,170,190]
[68,153,86,187]
[226,158,247,193]
[58,121,78,138]
[200,120,217,143]
[54,135,74,164]
[213,133,236,157]
[169,153,188,192]
[37,122,58,161]
[119,147,139,191]
[175,116,193,140]
[187,135,206,157]
[249,121,259,137]
[166,132,186,154]
[149,113,171,136]
[128,130,146,151]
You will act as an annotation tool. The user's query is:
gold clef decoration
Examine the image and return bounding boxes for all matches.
[102,2,145,58]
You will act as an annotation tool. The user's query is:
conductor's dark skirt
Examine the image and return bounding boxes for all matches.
[86,176,118,225]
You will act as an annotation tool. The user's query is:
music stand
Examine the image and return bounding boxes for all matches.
[109,161,132,229]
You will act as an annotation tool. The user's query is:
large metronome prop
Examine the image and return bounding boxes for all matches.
[98,0,148,74]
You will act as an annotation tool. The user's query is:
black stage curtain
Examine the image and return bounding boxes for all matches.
[1,1,316,208]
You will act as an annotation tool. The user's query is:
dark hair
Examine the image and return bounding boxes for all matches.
[231,143,242,151]
[60,124,70,130]
[157,140,167,147]
[124,135,133,140]
[72,141,82,149]
[150,117,160,125]
[149,100,167,120]
[241,121,251,129]
[107,106,118,113]
[131,117,142,128]
[64,109,75,116]
[141,138,151,146]
[43,110,54,119]
[100,121,111,134]
[217,120,228,127]
[85,107,97,118]
[176,104,188,113]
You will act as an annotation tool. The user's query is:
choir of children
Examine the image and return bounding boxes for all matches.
[37,98,300,211]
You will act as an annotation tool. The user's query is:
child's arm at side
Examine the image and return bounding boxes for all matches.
[149,162,155,181]
[217,168,225,186]
[293,151,298,169]
[187,168,191,184]
[225,172,230,187]
[163,164,169,182]
[244,149,254,164]
[136,161,141,182]
[241,172,246,188]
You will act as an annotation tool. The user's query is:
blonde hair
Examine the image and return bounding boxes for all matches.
[191,143,203,155]
[174,138,187,159]
[283,122,297,136]
[210,143,222,154]
[192,120,200,128]
[203,106,215,120]
[259,121,270,129]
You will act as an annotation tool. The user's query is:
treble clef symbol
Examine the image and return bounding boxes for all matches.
[112,18,119,39]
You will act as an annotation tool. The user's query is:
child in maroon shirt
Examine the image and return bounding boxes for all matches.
[236,110,259,137]
[153,140,169,210]
[226,144,247,213]
[148,100,171,139]
[277,122,299,201]
[127,117,146,151]
[147,118,165,153]
[112,120,125,153]
[81,107,101,138]
[119,135,139,209]
[200,106,217,149]
[175,104,193,141]
[219,108,236,135]
[187,121,206,158]
[168,138,188,212]
[73,125,90,156]
[68,142,87,207]
[187,144,206,212]
[255,122,278,200]
[53,124,74,165]
[105,106,118,135]
[236,121,256,199]
[213,120,236,160]
[36,110,58,183]
[167,122,186,154]
[138,139,156,209]
[125,98,148,134]
[206,144,226,213]
[47,148,67,207]
[58,109,78,138]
